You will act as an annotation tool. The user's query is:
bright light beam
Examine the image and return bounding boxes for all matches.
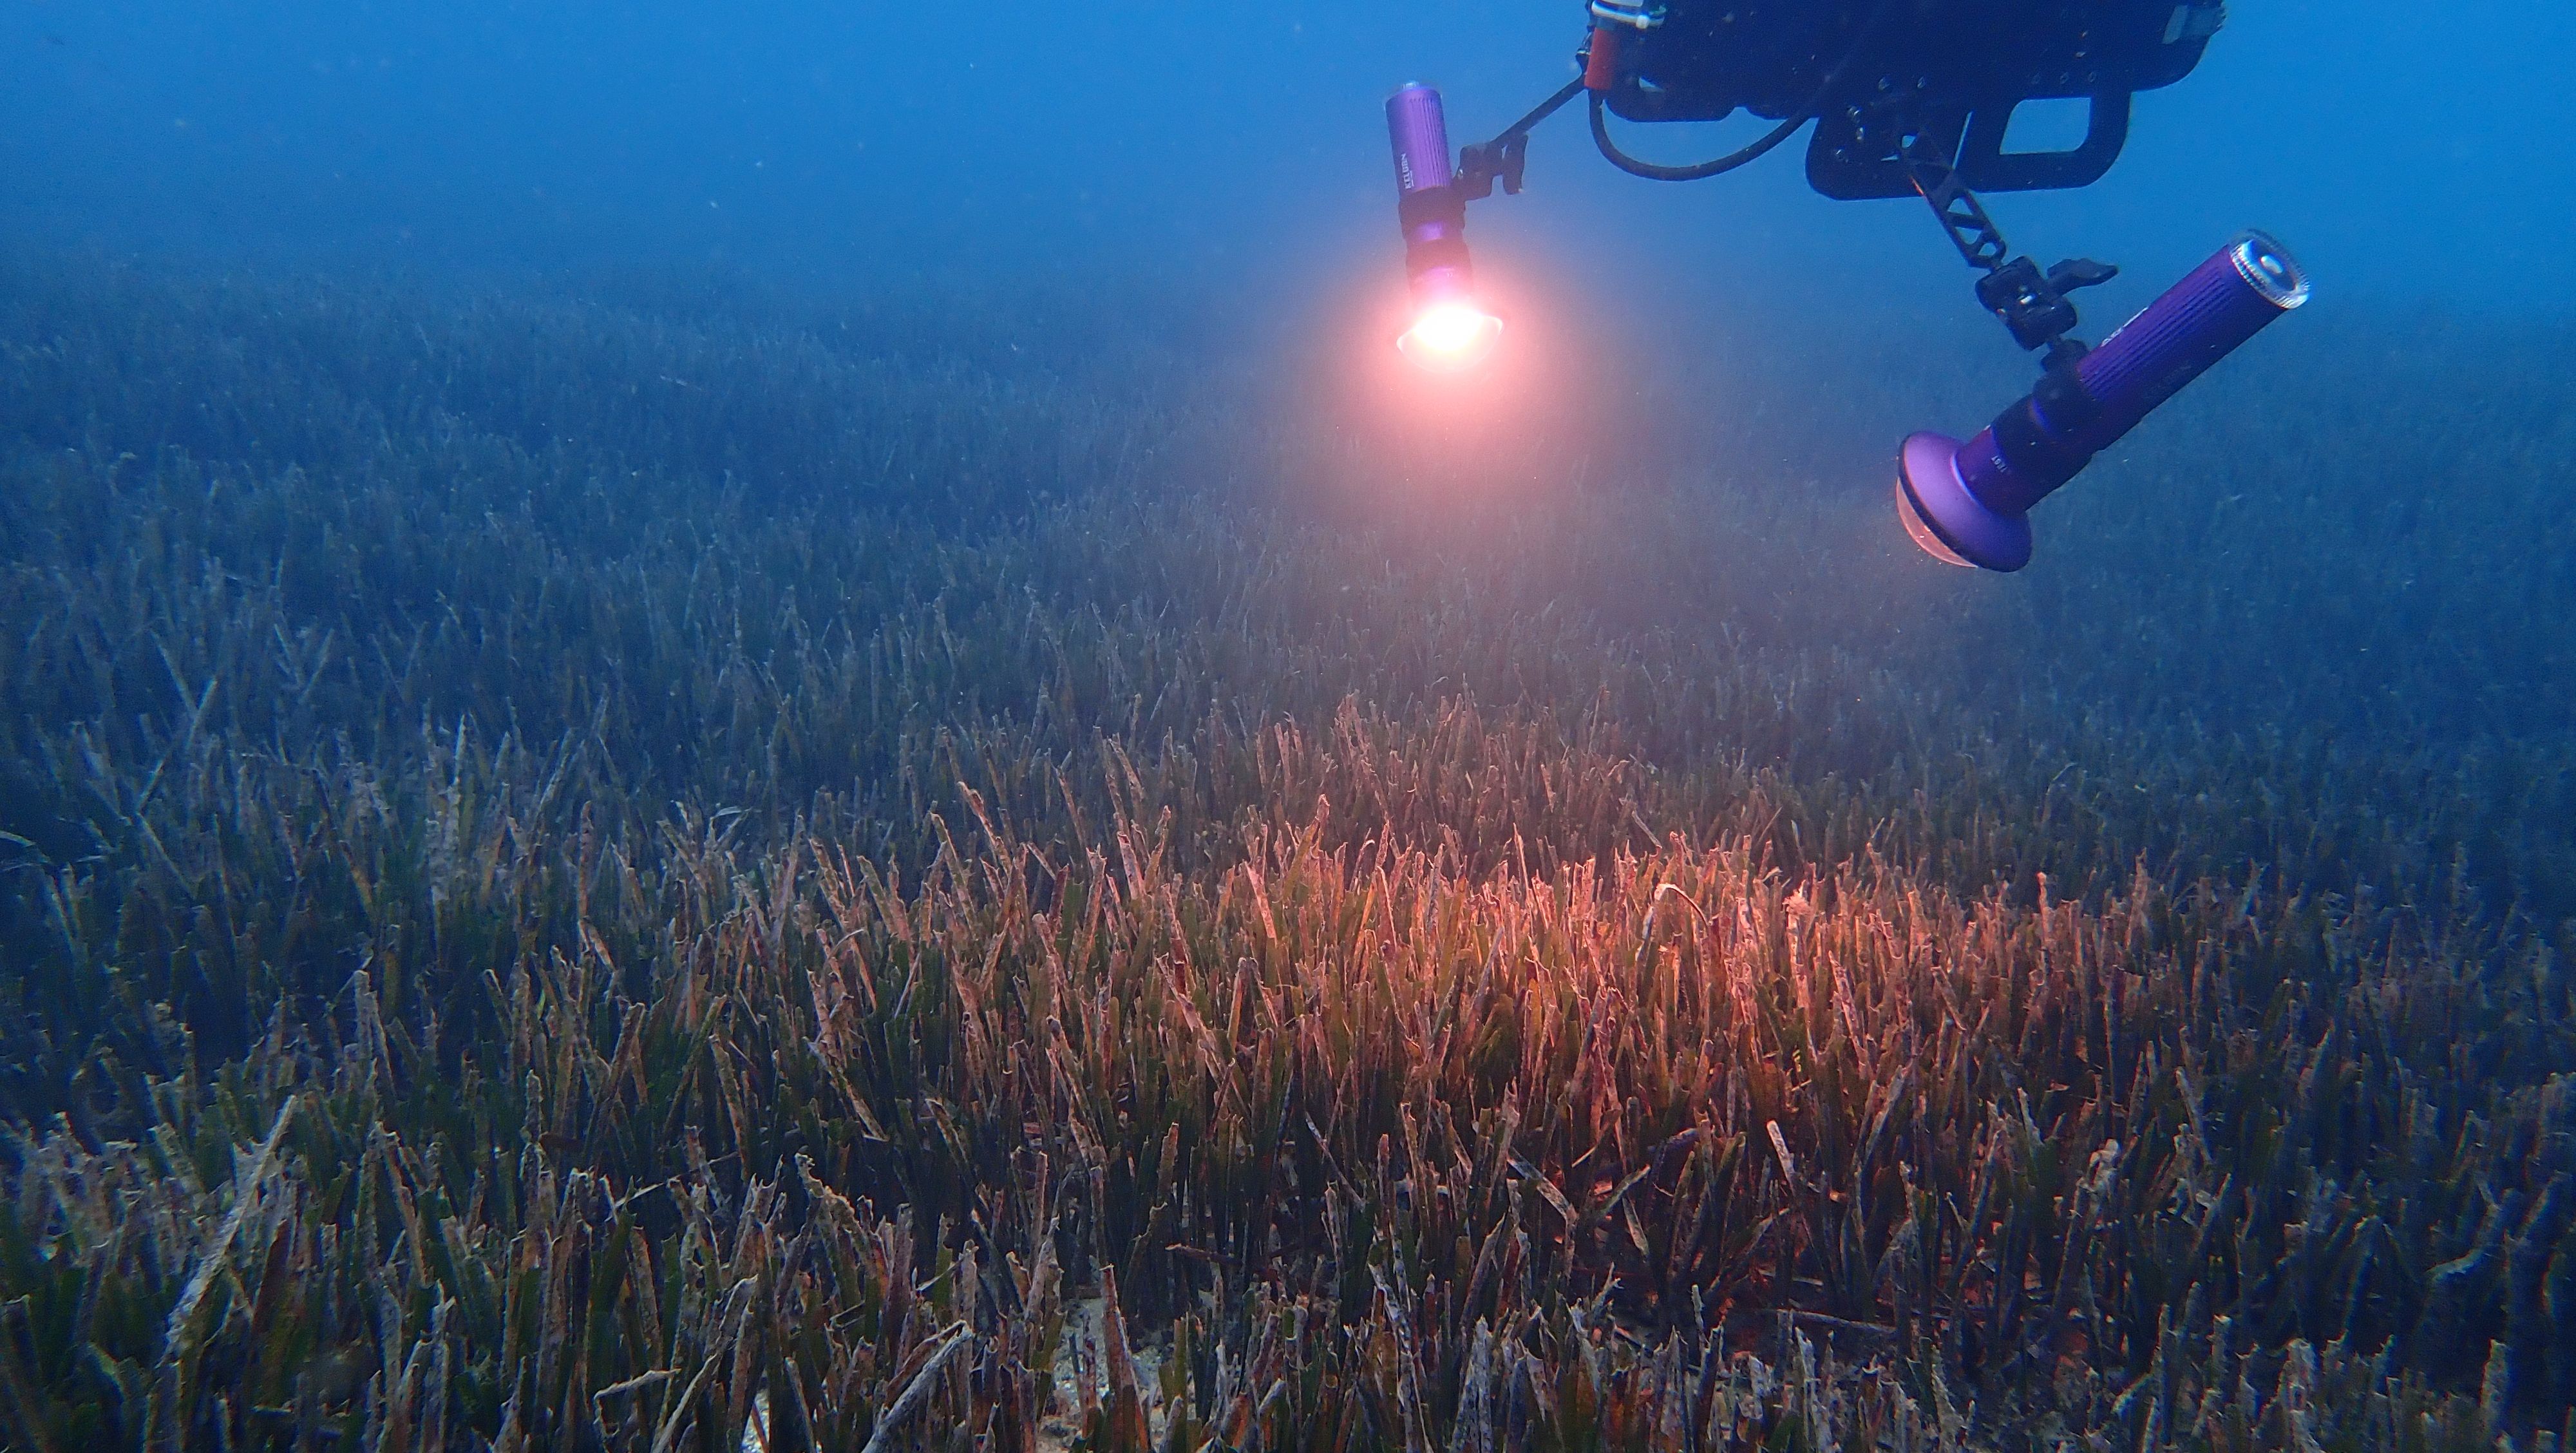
[1397,301,1505,373]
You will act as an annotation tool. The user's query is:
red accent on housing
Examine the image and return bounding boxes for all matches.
[1583,26,1623,91]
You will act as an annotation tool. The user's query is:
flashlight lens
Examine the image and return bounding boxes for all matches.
[1397,303,1504,372]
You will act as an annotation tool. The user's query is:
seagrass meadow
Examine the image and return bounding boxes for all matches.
[2,249,2574,1452]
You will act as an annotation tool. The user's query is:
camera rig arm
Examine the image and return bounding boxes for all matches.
[1899,131,2117,370]
[1440,5,2115,372]
[1455,77,1586,201]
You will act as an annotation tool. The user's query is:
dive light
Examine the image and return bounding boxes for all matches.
[1386,84,1503,372]
[1897,232,2311,571]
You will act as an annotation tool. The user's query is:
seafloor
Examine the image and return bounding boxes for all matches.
[2,255,2572,1451]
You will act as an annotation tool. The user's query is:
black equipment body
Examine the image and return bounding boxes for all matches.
[1595,0,2226,197]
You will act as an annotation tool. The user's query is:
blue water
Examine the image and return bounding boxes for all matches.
[5,1,2569,319]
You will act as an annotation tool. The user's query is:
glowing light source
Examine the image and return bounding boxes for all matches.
[1386,85,1504,376]
[1398,301,1504,372]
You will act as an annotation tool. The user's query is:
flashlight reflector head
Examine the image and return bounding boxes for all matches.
[1399,299,1505,372]
[1897,432,2032,571]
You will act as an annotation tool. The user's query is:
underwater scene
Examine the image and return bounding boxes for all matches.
[3,3,2573,1450]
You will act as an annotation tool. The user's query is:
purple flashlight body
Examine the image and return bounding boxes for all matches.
[1958,233,2311,516]
[1387,83,1455,196]
[1387,84,1473,301]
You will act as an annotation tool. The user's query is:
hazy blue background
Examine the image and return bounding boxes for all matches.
[4,0,2567,331]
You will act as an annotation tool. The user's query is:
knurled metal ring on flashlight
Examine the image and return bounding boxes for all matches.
[1587,1,1665,30]
[2228,232,2311,309]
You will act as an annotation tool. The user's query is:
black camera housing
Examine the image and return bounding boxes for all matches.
[1598,0,2226,197]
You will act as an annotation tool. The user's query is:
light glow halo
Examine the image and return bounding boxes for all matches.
[1397,301,1504,373]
